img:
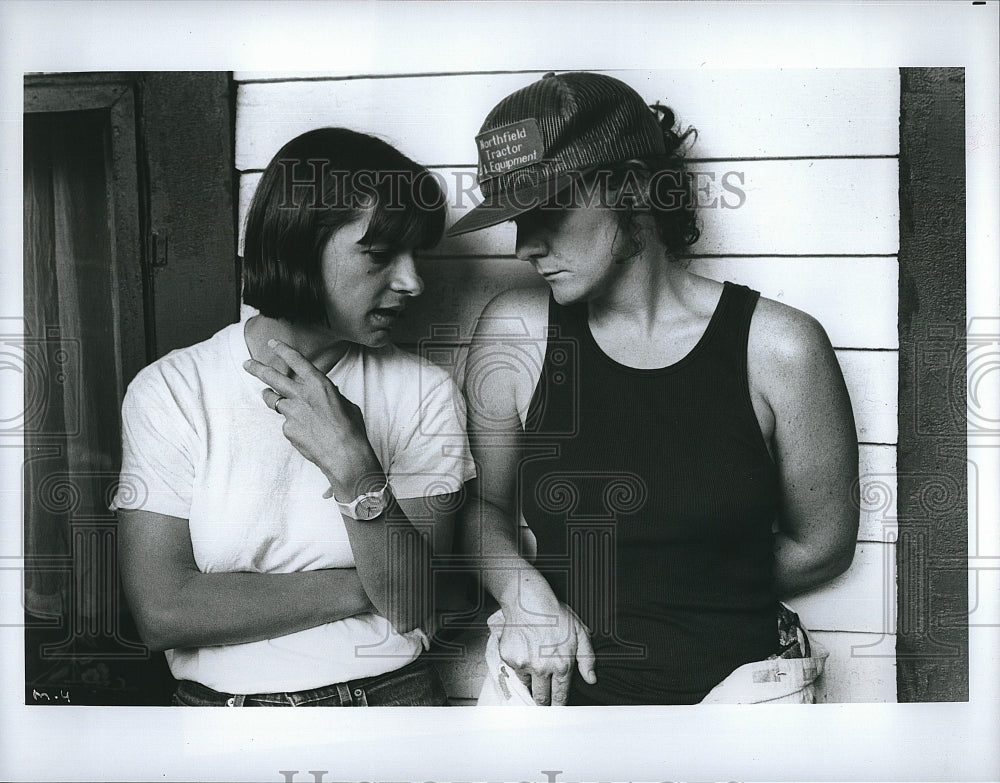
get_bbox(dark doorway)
[21,73,238,705]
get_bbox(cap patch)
[476,119,545,181]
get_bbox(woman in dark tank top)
[450,72,859,705]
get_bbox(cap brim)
[445,199,525,237]
[445,175,574,237]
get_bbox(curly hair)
[603,103,701,261]
[645,103,701,254]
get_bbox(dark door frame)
[20,72,238,705]
[896,67,968,702]
[24,75,148,388]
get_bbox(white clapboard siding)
[234,67,900,703]
[838,350,898,444]
[417,160,900,258]
[791,543,896,634]
[858,445,898,543]
[809,631,897,703]
[238,159,899,258]
[235,68,899,169]
[236,172,260,254]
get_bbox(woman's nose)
[391,252,424,297]
[514,223,548,263]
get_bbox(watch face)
[355,496,384,521]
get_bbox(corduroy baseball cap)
[446,71,666,237]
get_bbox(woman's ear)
[614,166,652,211]
[610,201,654,264]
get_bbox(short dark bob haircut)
[243,127,447,325]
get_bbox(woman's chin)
[360,328,394,349]
[549,284,586,306]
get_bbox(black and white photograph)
[2,2,998,782]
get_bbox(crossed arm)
[120,491,459,652]
[119,340,464,652]
[118,509,373,652]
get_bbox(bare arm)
[750,302,860,597]
[342,491,463,637]
[396,490,474,639]
[118,508,374,652]
[459,290,596,705]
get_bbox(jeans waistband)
[174,656,444,707]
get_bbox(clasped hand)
[500,600,597,706]
[243,339,382,497]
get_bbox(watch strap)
[329,477,391,521]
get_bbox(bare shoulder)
[474,286,549,339]
[746,294,851,426]
[467,287,549,424]
[748,294,836,370]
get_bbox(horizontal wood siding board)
[233,69,551,84]
[837,350,898,444]
[432,160,899,257]
[236,173,259,256]
[235,69,899,168]
[237,158,898,258]
[435,158,899,257]
[858,445,898,543]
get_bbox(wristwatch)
[333,478,392,521]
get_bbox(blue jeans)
[172,657,448,707]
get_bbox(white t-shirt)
[112,319,475,693]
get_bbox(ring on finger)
[273,394,287,412]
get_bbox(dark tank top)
[519,282,781,704]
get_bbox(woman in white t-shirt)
[113,128,475,706]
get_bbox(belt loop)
[335,682,352,706]
[231,693,246,707]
